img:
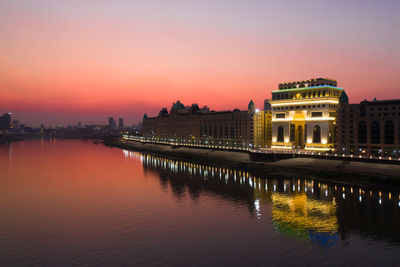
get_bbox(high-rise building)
[0,113,11,131]
[253,109,272,148]
[118,118,124,128]
[108,117,116,128]
[268,78,348,151]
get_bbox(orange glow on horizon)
[1,1,399,126]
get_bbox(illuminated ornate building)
[337,99,400,156]
[269,78,348,151]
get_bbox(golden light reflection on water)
[271,193,338,242]
[272,193,338,233]
[125,149,400,245]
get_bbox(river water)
[0,139,399,266]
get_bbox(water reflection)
[123,149,400,246]
[272,193,338,246]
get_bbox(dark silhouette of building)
[0,113,11,131]
[264,99,272,111]
[108,117,116,128]
[118,118,124,128]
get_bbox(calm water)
[1,139,400,266]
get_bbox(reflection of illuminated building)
[271,193,338,244]
[122,150,400,245]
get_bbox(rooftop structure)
[278,78,337,90]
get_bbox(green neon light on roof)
[272,85,343,93]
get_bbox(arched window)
[277,126,284,142]
[358,121,367,143]
[385,121,394,144]
[371,121,380,144]
[313,125,321,143]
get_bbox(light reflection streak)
[121,150,400,245]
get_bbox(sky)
[1,0,400,127]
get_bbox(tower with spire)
[248,100,255,114]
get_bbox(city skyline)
[1,0,400,126]
[2,2,400,265]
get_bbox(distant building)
[264,99,271,111]
[11,119,19,130]
[0,113,11,131]
[108,117,116,128]
[118,118,124,128]
[268,78,348,151]
[337,99,400,156]
[200,105,210,113]
[143,100,254,149]
[86,124,105,131]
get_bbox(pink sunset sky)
[1,0,399,127]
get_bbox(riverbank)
[105,138,400,186]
